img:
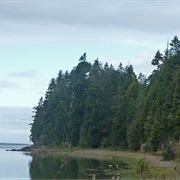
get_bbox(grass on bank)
[106,155,180,179]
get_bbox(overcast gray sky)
[0,0,180,143]
[0,106,32,143]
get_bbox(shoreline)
[70,149,178,168]
[20,145,179,168]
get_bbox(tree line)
[30,36,180,151]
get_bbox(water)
[29,155,117,179]
[0,144,32,179]
[0,144,128,179]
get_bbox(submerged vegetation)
[30,36,180,155]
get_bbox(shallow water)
[0,144,127,179]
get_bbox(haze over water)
[0,106,32,144]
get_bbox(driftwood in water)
[79,168,113,180]
[79,168,104,176]
[83,168,105,174]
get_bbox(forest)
[30,36,180,152]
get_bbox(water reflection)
[1,144,129,179]
[29,154,123,179]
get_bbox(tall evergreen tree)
[68,54,91,146]
[30,97,44,145]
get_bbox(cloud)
[0,1,179,45]
[0,106,32,129]
[0,69,49,106]
[1,1,179,33]
[0,106,32,144]
[0,70,48,94]
[0,106,32,119]
[129,53,155,76]
[8,70,38,78]
[0,79,17,89]
[98,53,155,77]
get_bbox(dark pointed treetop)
[104,62,109,69]
[79,53,87,62]
[151,50,163,67]
[170,36,180,56]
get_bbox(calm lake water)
[0,144,32,179]
[0,144,128,179]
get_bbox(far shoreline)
[0,142,31,146]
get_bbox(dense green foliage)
[30,38,180,151]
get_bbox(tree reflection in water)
[29,154,124,179]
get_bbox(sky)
[0,0,180,143]
[0,106,32,143]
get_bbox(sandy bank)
[69,149,178,168]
